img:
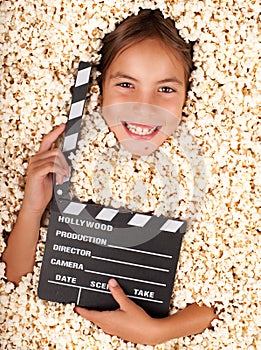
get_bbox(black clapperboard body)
[38,62,187,318]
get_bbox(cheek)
[102,113,121,129]
[171,96,186,113]
[102,90,122,107]
[109,124,127,141]
[101,81,113,106]
[157,93,186,118]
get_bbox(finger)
[29,161,69,184]
[58,149,70,178]
[29,149,70,177]
[29,153,68,175]
[56,173,64,185]
[108,279,131,311]
[74,307,105,325]
[39,124,66,154]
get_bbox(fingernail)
[63,176,69,183]
[109,278,118,287]
[63,167,70,182]
[56,176,63,185]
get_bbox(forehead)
[105,38,185,82]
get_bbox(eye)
[158,86,176,93]
[117,82,134,89]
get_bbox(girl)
[2,9,216,345]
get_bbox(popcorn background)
[0,0,260,349]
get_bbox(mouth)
[122,121,161,139]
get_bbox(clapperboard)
[38,62,187,318]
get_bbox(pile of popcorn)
[0,0,260,349]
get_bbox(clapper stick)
[38,61,187,318]
[55,61,91,201]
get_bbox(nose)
[134,90,154,106]
[131,101,161,125]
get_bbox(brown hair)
[98,9,193,91]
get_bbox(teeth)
[125,122,157,135]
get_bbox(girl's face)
[102,38,186,156]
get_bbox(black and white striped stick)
[54,61,92,201]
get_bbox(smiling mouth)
[122,121,161,137]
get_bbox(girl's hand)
[21,124,69,216]
[75,279,160,345]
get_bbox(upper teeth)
[125,122,157,135]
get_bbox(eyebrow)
[109,73,138,82]
[157,77,184,86]
[110,72,183,86]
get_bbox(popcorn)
[0,0,260,348]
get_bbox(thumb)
[39,124,66,153]
[108,279,131,311]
